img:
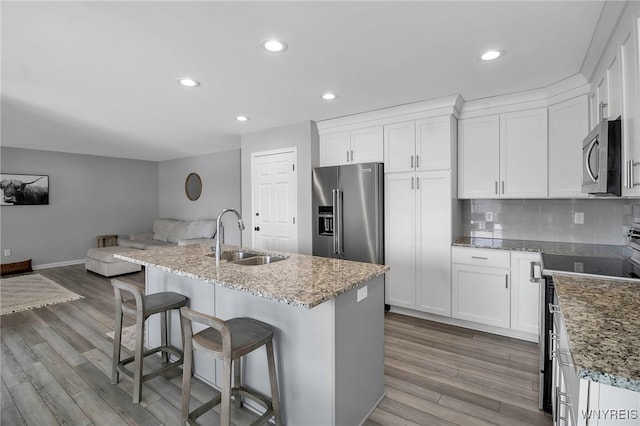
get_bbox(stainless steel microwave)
[582,117,622,196]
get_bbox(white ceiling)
[2,1,607,162]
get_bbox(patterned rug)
[0,273,84,315]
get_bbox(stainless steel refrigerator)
[312,162,384,264]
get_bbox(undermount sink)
[232,255,288,266]
[206,251,288,265]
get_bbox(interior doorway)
[250,148,298,252]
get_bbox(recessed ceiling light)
[481,50,502,61]
[236,115,249,122]
[178,78,200,87]
[262,39,288,53]
[322,93,337,100]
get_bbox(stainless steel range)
[538,226,640,412]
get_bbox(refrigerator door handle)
[332,189,339,254]
[336,189,343,255]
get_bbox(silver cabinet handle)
[505,274,509,289]
[549,303,561,314]
[529,261,540,283]
[416,177,420,190]
[411,177,414,189]
[599,102,608,121]
[627,160,632,189]
[471,256,488,260]
[346,151,350,162]
[501,181,505,194]
[495,181,498,195]
[410,155,414,169]
[416,155,420,168]
[350,150,354,162]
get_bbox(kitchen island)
[115,244,388,426]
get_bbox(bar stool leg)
[132,312,145,404]
[221,357,232,426]
[160,310,168,363]
[233,358,242,409]
[180,317,194,426]
[111,309,123,385]
[266,340,281,426]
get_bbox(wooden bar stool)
[180,306,281,426]
[111,277,188,403]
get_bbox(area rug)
[106,325,144,352]
[0,273,84,315]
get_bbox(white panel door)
[415,171,451,316]
[548,96,589,198]
[384,173,416,308]
[351,126,383,164]
[416,116,453,171]
[452,264,510,328]
[319,131,350,166]
[251,149,298,253]
[621,28,640,196]
[499,108,548,198]
[510,252,540,337]
[458,115,500,198]
[384,121,415,173]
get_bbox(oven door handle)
[585,139,599,183]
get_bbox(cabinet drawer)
[452,247,510,268]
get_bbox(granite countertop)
[553,272,640,392]
[453,237,625,258]
[115,244,389,309]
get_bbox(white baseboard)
[32,259,85,270]
[389,306,538,343]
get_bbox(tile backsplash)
[461,198,640,245]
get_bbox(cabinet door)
[607,55,622,120]
[548,96,589,198]
[500,108,548,198]
[510,252,540,337]
[319,132,350,166]
[621,28,640,196]
[415,171,451,316]
[458,116,500,198]
[351,126,383,164]
[590,381,640,426]
[597,74,609,122]
[384,121,416,173]
[384,173,416,308]
[452,264,510,328]
[416,116,455,171]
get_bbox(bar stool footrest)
[117,345,184,381]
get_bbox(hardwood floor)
[1,265,552,425]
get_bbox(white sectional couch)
[85,218,216,277]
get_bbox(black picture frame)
[0,173,49,206]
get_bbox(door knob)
[254,226,260,231]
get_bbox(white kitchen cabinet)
[385,171,453,316]
[458,108,547,198]
[451,247,510,328]
[384,116,454,173]
[548,96,590,198]
[500,108,548,198]
[319,126,383,166]
[458,115,500,198]
[510,252,541,338]
[621,24,640,196]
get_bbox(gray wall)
[158,149,242,245]
[461,198,629,245]
[240,121,318,254]
[1,147,158,266]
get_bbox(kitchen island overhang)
[115,244,389,426]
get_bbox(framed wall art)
[0,173,49,206]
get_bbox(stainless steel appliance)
[312,163,384,264]
[582,117,622,196]
[538,227,640,412]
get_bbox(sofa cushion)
[153,219,178,242]
[185,220,216,240]
[167,221,189,244]
[119,239,149,250]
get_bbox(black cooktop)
[542,253,640,280]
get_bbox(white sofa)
[85,218,216,277]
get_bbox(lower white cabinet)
[451,248,510,328]
[385,171,453,316]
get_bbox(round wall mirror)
[185,173,202,201]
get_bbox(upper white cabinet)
[319,126,383,166]
[548,96,590,198]
[458,108,548,198]
[621,21,640,196]
[384,116,455,173]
